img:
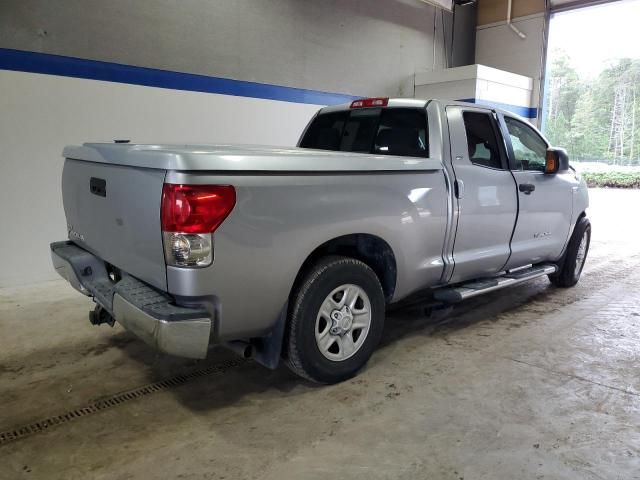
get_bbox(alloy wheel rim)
[315,284,372,361]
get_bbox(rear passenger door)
[446,107,518,283]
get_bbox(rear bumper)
[50,241,212,359]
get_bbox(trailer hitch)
[89,304,115,327]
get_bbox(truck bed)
[63,143,443,172]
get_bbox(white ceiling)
[418,0,453,12]
[549,0,622,13]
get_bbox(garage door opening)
[542,0,640,184]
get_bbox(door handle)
[519,183,535,195]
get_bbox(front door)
[446,106,518,284]
[499,115,573,268]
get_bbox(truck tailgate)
[62,158,167,291]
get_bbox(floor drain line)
[0,358,242,447]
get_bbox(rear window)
[300,107,429,157]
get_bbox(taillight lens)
[161,184,236,268]
[350,97,389,109]
[161,184,236,234]
[162,232,213,267]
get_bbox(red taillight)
[350,97,389,109]
[161,184,236,234]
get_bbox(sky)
[548,0,640,78]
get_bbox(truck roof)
[319,98,528,122]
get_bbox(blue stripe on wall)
[0,49,538,117]
[457,98,538,119]
[0,48,359,106]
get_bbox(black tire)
[549,216,591,288]
[284,256,385,384]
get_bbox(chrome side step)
[433,263,557,303]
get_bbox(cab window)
[462,112,503,169]
[504,117,548,172]
[300,107,428,157]
[373,108,428,157]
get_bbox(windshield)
[300,107,429,158]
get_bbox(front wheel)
[549,216,591,288]
[284,256,385,384]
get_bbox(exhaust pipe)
[224,340,253,359]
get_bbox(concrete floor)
[1,188,640,480]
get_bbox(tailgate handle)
[90,177,107,197]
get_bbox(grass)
[581,171,640,188]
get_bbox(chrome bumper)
[112,294,211,358]
[51,242,92,296]
[50,241,212,359]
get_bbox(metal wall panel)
[0,0,451,97]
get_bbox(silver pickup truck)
[51,98,590,383]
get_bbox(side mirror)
[545,147,569,174]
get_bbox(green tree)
[543,51,640,165]
[545,50,582,123]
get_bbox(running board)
[433,264,557,303]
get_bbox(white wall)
[475,14,546,122]
[0,0,450,98]
[0,70,321,286]
[0,0,457,287]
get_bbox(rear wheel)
[284,256,385,384]
[549,216,591,288]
